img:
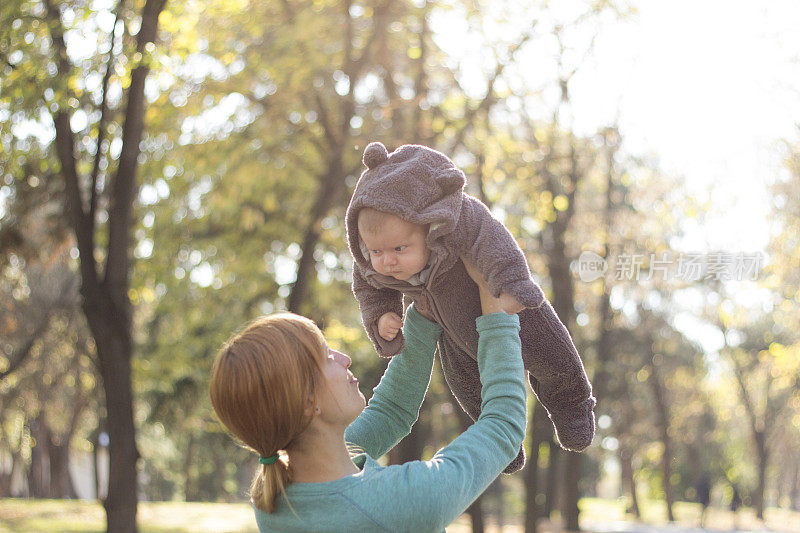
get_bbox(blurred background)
[1,0,799,531]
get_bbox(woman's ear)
[304,396,319,418]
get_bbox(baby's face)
[360,215,431,281]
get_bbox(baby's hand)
[499,292,524,314]
[378,312,403,341]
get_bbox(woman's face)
[315,346,366,426]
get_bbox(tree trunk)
[620,447,640,518]
[28,414,49,498]
[6,451,25,497]
[546,219,580,529]
[791,458,800,511]
[466,498,485,533]
[544,441,560,519]
[412,3,431,143]
[754,432,767,519]
[184,432,196,501]
[91,425,105,500]
[84,292,139,533]
[0,458,10,497]
[394,403,429,464]
[287,166,342,315]
[288,1,380,315]
[659,420,674,521]
[492,477,505,529]
[47,433,78,498]
[593,129,619,411]
[94,327,137,530]
[593,289,612,407]
[211,444,227,501]
[563,453,582,531]
[48,0,168,528]
[0,423,17,497]
[394,426,426,464]
[48,379,86,499]
[525,402,549,532]
[648,361,674,521]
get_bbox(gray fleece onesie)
[345,141,596,473]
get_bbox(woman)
[209,261,526,532]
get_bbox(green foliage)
[2,0,798,521]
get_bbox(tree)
[717,311,799,519]
[125,0,463,503]
[2,0,169,528]
[0,249,98,500]
[702,137,800,518]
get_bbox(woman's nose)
[332,349,351,368]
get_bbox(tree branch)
[412,2,431,142]
[90,0,127,224]
[314,91,338,151]
[105,0,167,292]
[350,0,391,82]
[338,0,356,144]
[448,24,537,153]
[730,351,762,439]
[44,0,98,286]
[0,316,52,380]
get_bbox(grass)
[578,497,800,532]
[0,499,259,533]
[1,497,798,532]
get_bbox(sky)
[433,0,800,254]
[562,1,799,365]
[431,0,800,353]
[570,0,800,253]
[5,0,796,253]
[552,0,800,351]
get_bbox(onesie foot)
[552,402,596,452]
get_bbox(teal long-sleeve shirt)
[254,306,526,532]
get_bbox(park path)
[449,518,794,533]
[586,521,791,533]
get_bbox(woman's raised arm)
[345,305,442,459]
[348,259,527,531]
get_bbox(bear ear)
[363,142,389,169]
[439,169,466,194]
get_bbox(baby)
[346,142,596,473]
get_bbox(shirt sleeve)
[345,304,442,459]
[364,312,527,532]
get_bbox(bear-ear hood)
[345,142,466,271]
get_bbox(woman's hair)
[209,313,327,513]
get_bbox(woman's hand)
[462,258,521,315]
[499,293,524,315]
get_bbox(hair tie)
[259,453,279,465]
